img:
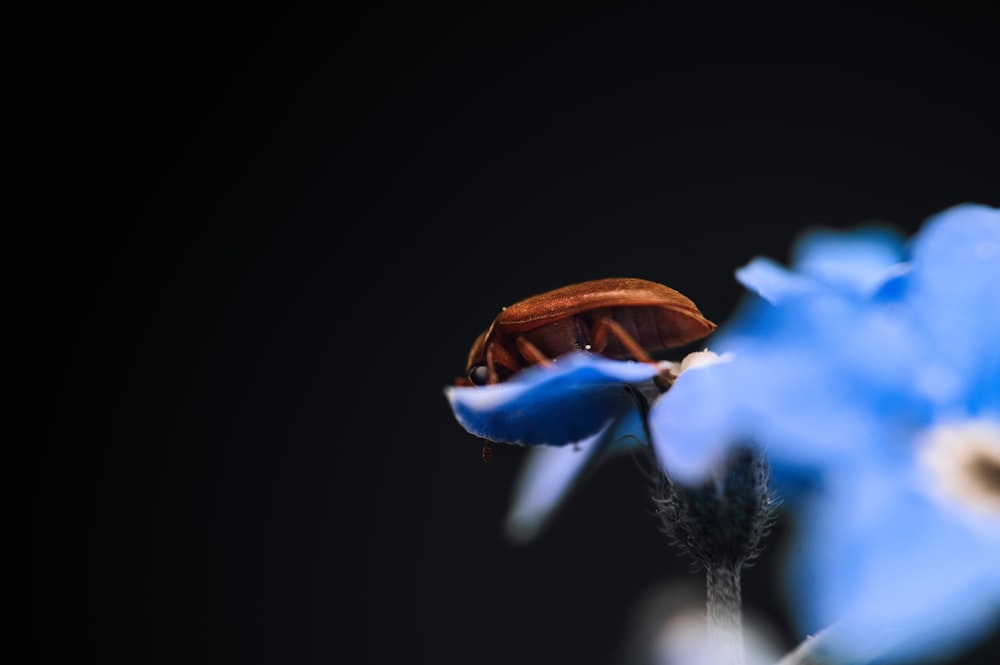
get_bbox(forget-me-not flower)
[446,350,668,541]
[650,203,1000,663]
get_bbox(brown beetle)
[457,277,716,387]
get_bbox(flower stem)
[651,445,776,665]
[706,562,744,665]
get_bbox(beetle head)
[452,328,490,386]
[459,321,520,386]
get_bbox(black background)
[25,3,1000,664]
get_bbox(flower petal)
[444,352,659,445]
[504,402,649,544]
[648,346,887,485]
[734,257,823,304]
[792,225,906,297]
[907,203,1000,406]
[647,358,744,482]
[786,477,1000,663]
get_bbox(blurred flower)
[649,203,1000,663]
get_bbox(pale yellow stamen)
[680,349,730,374]
[918,419,1000,518]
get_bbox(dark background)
[25,3,999,664]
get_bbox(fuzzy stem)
[650,444,776,665]
[706,562,744,665]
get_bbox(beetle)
[456,277,716,388]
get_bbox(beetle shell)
[461,277,716,384]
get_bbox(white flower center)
[658,349,732,392]
[917,419,1000,519]
[679,349,732,374]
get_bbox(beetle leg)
[515,336,552,366]
[590,317,656,363]
[592,317,674,392]
[488,342,524,384]
[486,346,499,384]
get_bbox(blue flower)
[649,203,1000,663]
[445,352,662,542]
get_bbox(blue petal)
[648,346,898,485]
[792,224,906,297]
[504,403,649,544]
[647,359,746,482]
[736,226,906,305]
[907,203,1000,406]
[735,257,824,304]
[444,352,659,445]
[869,262,912,303]
[786,477,1000,663]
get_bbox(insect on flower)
[456,277,717,388]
